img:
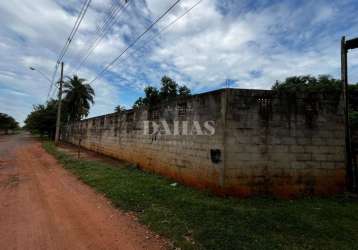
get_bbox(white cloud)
[142,0,358,90]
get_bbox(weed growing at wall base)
[43,141,358,250]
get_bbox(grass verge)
[43,141,358,250]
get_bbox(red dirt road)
[0,134,168,250]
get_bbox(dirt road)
[0,134,167,250]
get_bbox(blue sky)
[1,0,358,125]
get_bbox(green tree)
[160,76,178,100]
[114,105,126,113]
[178,85,191,97]
[272,74,358,130]
[132,86,160,108]
[272,75,341,93]
[0,113,19,134]
[143,86,160,106]
[133,97,145,109]
[24,100,59,138]
[63,75,95,122]
[133,76,191,108]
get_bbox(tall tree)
[272,75,341,93]
[133,97,145,109]
[63,75,95,122]
[0,113,19,134]
[133,76,191,108]
[143,86,161,106]
[114,105,125,113]
[160,76,178,100]
[272,74,358,129]
[178,85,191,97]
[24,100,59,138]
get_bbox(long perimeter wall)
[63,89,346,197]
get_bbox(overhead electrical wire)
[56,0,92,64]
[53,0,90,81]
[105,0,204,74]
[103,0,203,93]
[72,0,131,74]
[89,0,182,84]
[96,0,126,37]
[47,0,92,101]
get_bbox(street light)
[28,63,64,145]
[29,66,52,84]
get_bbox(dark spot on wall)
[210,149,221,164]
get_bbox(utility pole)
[341,36,352,190]
[341,36,358,192]
[55,62,64,145]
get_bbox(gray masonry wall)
[63,89,346,197]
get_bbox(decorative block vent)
[257,97,273,122]
[177,102,187,119]
[149,109,160,121]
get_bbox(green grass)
[43,141,358,250]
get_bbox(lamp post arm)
[29,67,52,84]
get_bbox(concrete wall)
[63,89,346,197]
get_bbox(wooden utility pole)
[55,62,64,145]
[341,36,358,191]
[341,36,351,190]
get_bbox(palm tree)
[63,75,95,122]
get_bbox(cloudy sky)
[1,0,358,124]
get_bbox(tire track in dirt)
[0,134,168,250]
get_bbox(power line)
[48,64,60,101]
[89,0,182,84]
[47,0,92,101]
[96,0,203,95]
[49,79,60,100]
[107,0,203,72]
[97,0,125,36]
[55,2,87,65]
[56,0,92,64]
[72,0,131,75]
[72,0,127,73]
[49,0,90,99]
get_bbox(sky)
[0,0,358,125]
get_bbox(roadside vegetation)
[24,74,190,138]
[24,75,95,139]
[44,141,358,250]
[273,75,358,130]
[132,76,191,109]
[116,76,192,113]
[0,113,19,134]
